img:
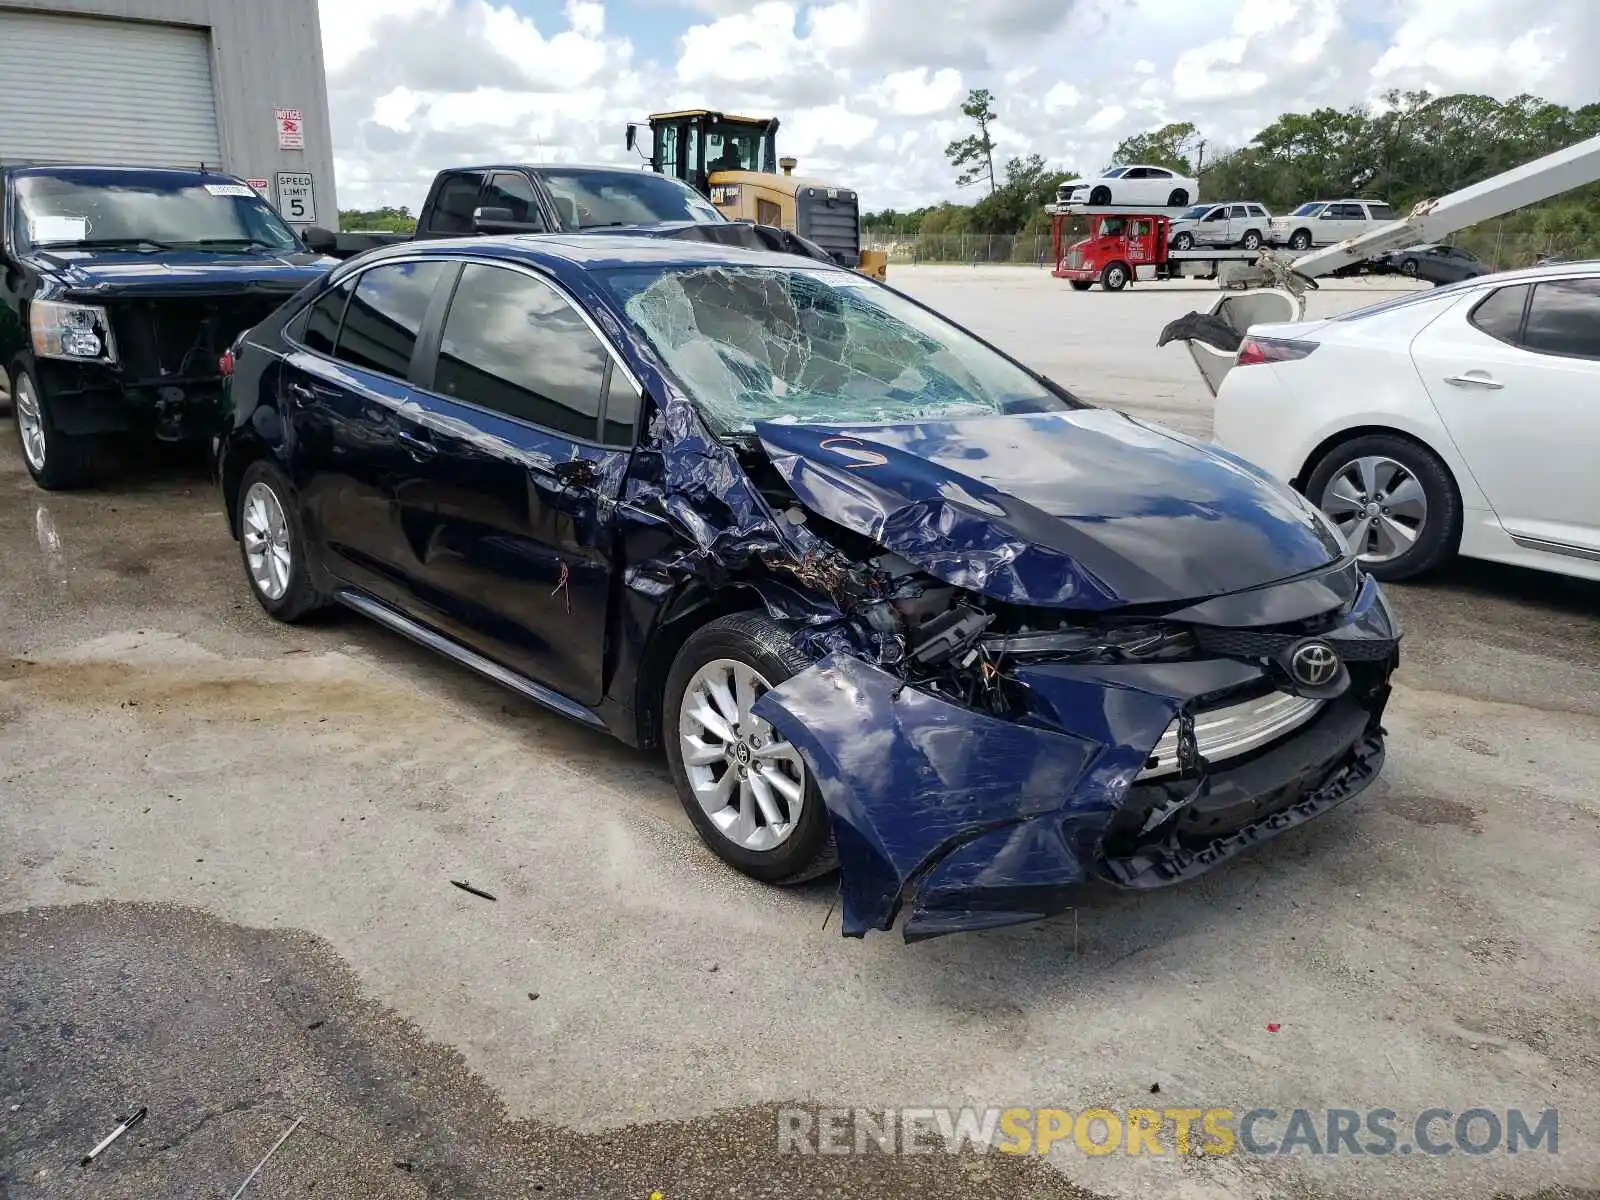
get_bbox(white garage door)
[0,10,222,167]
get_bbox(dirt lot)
[2,268,1598,1199]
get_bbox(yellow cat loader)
[628,109,887,281]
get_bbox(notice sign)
[275,107,305,150]
[275,171,316,223]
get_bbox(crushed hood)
[30,247,334,299]
[755,409,1346,609]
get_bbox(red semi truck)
[1050,208,1272,291]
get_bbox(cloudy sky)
[322,0,1597,213]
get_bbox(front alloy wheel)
[663,611,836,884]
[13,372,46,474]
[679,658,806,853]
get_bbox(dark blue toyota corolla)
[218,235,1399,941]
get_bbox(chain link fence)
[867,219,1590,272]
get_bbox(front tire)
[1401,258,1419,277]
[1100,262,1130,291]
[9,361,104,490]
[663,612,836,885]
[1089,186,1112,206]
[1305,434,1461,580]
[236,459,329,622]
[1289,229,1313,251]
[1171,232,1194,251]
[1069,281,1094,291]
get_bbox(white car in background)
[1056,165,1198,209]
[1169,202,1273,250]
[1213,262,1600,582]
[1268,199,1398,250]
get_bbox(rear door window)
[425,171,487,234]
[1366,203,1396,220]
[433,263,613,441]
[1522,278,1600,359]
[333,261,450,379]
[1229,205,1248,218]
[300,278,354,354]
[1468,284,1530,345]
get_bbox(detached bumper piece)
[753,575,1398,941]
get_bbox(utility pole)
[1196,138,1207,177]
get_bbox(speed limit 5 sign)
[275,172,317,224]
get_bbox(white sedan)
[1212,262,1600,582]
[1056,165,1198,209]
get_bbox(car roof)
[1332,259,1600,321]
[4,163,241,185]
[358,232,840,274]
[445,162,656,175]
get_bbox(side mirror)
[472,206,538,234]
[303,226,337,253]
[626,124,638,152]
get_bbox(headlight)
[30,300,117,365]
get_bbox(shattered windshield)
[1179,205,1209,220]
[602,264,1072,433]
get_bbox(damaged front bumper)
[752,574,1398,941]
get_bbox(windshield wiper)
[35,237,175,251]
[184,237,285,251]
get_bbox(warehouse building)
[0,0,338,227]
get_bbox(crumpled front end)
[753,573,1397,941]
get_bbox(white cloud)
[321,0,1600,214]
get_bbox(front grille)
[1137,690,1324,780]
[1195,625,1395,663]
[795,189,860,265]
[108,294,293,382]
[1065,248,1083,269]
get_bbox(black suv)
[2,164,333,488]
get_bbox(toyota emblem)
[1289,641,1340,687]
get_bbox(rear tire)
[235,459,330,622]
[1089,186,1112,206]
[663,612,836,885]
[1241,230,1263,250]
[1167,189,1189,207]
[1100,262,1130,291]
[9,361,105,490]
[1289,229,1313,251]
[1304,434,1461,581]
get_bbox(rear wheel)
[1289,229,1313,251]
[236,459,330,622]
[9,361,104,490]
[1240,229,1263,250]
[1167,188,1189,207]
[1089,185,1112,206]
[1100,262,1130,291]
[1171,232,1194,251]
[663,612,836,885]
[1305,434,1461,580]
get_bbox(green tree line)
[866,89,1600,265]
[338,206,418,232]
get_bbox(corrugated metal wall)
[0,10,222,166]
[0,0,339,223]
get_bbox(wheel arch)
[628,580,778,750]
[1293,423,1461,504]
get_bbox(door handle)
[1443,373,1504,389]
[397,428,437,458]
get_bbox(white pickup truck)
[1268,199,1398,250]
